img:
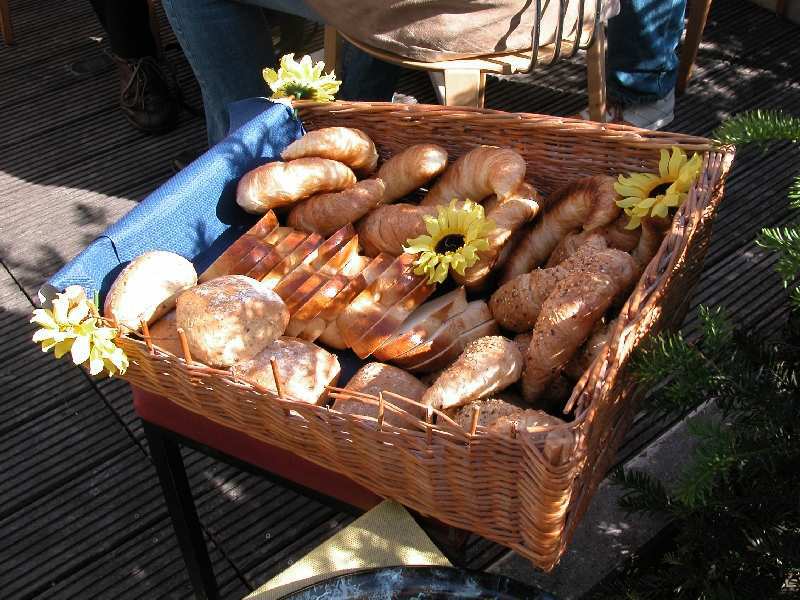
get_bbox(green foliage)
[595,111,800,598]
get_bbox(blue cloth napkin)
[44,98,304,304]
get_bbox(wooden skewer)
[177,328,193,363]
[270,358,285,399]
[469,405,481,436]
[140,319,154,354]
[376,392,385,431]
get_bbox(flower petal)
[71,334,90,365]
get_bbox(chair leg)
[443,68,486,108]
[676,0,712,96]
[586,23,607,122]
[0,0,15,46]
[143,421,219,600]
[323,25,343,76]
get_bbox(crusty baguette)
[236,157,356,214]
[281,127,378,174]
[373,288,468,361]
[521,271,617,403]
[104,250,197,332]
[377,144,448,203]
[421,336,524,411]
[421,146,526,206]
[390,300,493,369]
[287,179,386,236]
[453,182,541,291]
[261,233,324,288]
[176,275,289,368]
[231,337,340,404]
[349,274,435,359]
[317,320,347,349]
[245,229,301,280]
[337,254,432,356]
[148,309,181,356]
[502,175,621,282]
[356,203,436,256]
[200,211,279,282]
[333,362,427,425]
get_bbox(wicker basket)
[118,101,734,570]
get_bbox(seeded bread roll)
[176,275,289,367]
[333,362,427,425]
[232,337,340,404]
[450,394,527,430]
[104,250,197,332]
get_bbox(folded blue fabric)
[45,98,304,303]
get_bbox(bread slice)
[247,228,303,280]
[199,211,279,282]
[349,275,435,358]
[405,318,499,374]
[373,288,468,361]
[337,253,431,355]
[390,300,492,368]
[262,232,324,288]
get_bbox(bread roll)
[176,275,289,367]
[104,250,197,332]
[333,362,427,425]
[487,410,565,435]
[232,337,340,404]
[282,127,378,174]
[148,310,181,356]
[236,157,356,214]
[449,394,527,430]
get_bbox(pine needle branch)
[713,110,800,147]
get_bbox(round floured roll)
[176,275,289,367]
[104,250,197,332]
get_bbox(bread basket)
[116,101,734,570]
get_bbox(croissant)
[281,127,378,174]
[521,271,618,403]
[453,182,541,290]
[377,144,449,203]
[357,203,437,256]
[420,335,524,411]
[421,146,526,206]
[501,175,621,282]
[287,178,386,236]
[632,216,671,267]
[237,157,356,214]
[546,214,640,268]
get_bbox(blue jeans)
[162,0,402,145]
[607,0,687,106]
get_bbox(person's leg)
[606,0,686,106]
[89,0,179,133]
[162,0,276,145]
[338,42,403,102]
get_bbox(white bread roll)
[333,362,427,425]
[231,337,340,404]
[176,275,289,367]
[104,250,197,332]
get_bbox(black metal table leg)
[143,420,219,600]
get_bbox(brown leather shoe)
[113,55,179,134]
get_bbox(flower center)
[649,181,672,197]
[435,234,466,254]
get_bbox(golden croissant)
[237,157,356,214]
[356,203,437,256]
[288,178,386,236]
[546,213,641,268]
[281,127,378,174]
[501,175,621,282]
[453,182,541,290]
[377,144,449,203]
[421,146,526,206]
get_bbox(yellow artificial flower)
[403,199,495,284]
[614,146,703,229]
[262,53,341,102]
[31,285,128,376]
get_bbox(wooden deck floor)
[1,0,799,598]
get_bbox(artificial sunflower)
[31,285,128,376]
[403,199,495,284]
[614,146,703,229]
[262,53,341,102]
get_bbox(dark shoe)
[113,55,179,134]
[171,147,205,173]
